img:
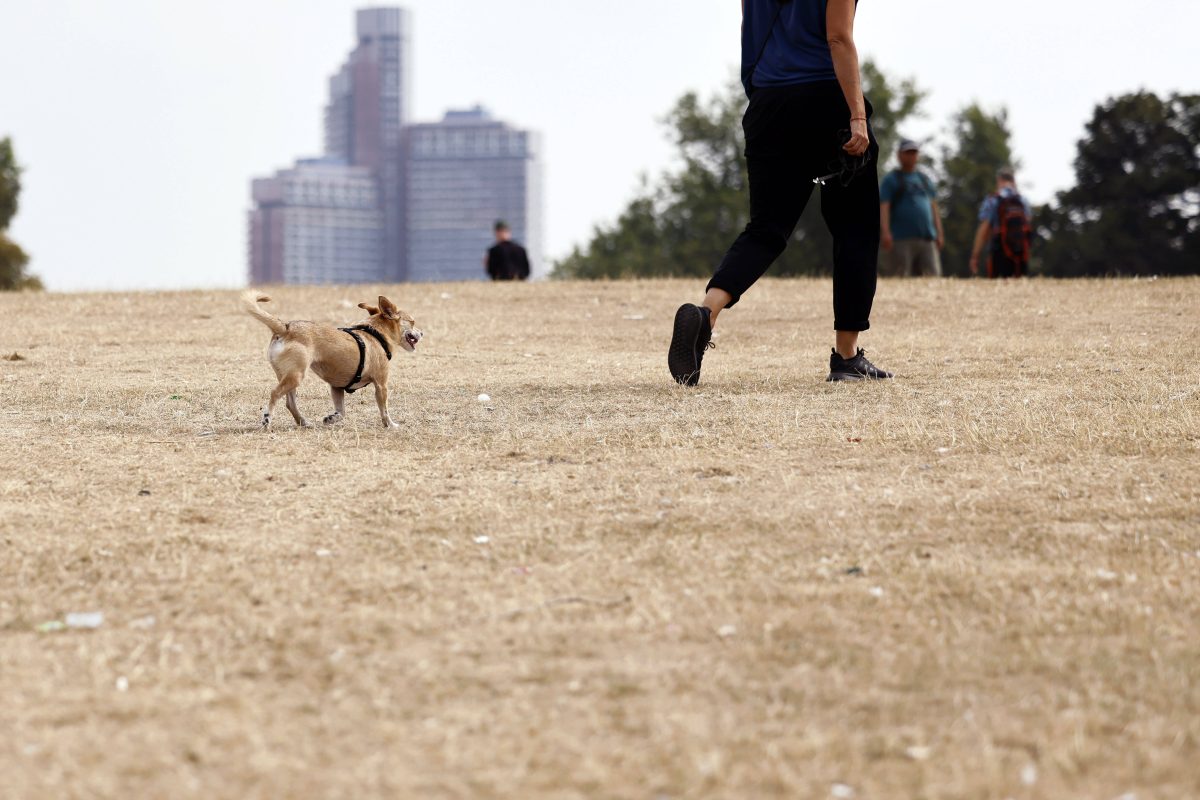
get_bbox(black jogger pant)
[707,81,881,331]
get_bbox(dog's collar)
[338,325,393,394]
[341,324,393,361]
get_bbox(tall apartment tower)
[403,107,544,282]
[249,8,411,285]
[325,8,412,280]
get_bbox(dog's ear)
[358,302,380,316]
[378,295,400,321]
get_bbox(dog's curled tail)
[242,289,287,336]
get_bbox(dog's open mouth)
[404,331,420,349]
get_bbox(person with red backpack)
[970,167,1032,278]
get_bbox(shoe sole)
[826,371,893,382]
[668,304,704,386]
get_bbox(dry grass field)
[1,277,1198,799]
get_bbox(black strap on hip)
[337,325,392,394]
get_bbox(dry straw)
[1,277,1197,797]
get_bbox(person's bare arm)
[931,200,945,249]
[880,202,893,250]
[969,220,990,275]
[826,0,868,156]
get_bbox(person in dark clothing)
[668,0,892,386]
[485,221,531,281]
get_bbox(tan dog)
[242,291,422,429]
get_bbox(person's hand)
[936,233,945,250]
[844,117,869,156]
[969,256,979,276]
[881,231,894,252]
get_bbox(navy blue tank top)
[742,0,852,96]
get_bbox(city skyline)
[249,7,542,285]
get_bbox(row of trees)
[1,137,40,291]
[554,65,1199,279]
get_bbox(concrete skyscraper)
[403,107,544,282]
[250,8,409,285]
[323,8,411,280]
[248,7,542,286]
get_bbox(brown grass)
[1,277,1198,799]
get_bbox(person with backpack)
[667,0,893,386]
[879,139,944,276]
[970,168,1033,278]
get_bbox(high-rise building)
[323,8,411,280]
[403,107,544,282]
[248,158,383,285]
[249,7,542,286]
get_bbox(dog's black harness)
[338,324,392,394]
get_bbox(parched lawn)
[1,277,1198,798]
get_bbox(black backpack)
[888,170,934,207]
[993,193,1032,264]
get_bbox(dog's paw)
[260,412,271,429]
[323,413,343,426]
[384,420,400,430]
[298,418,313,428]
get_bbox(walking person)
[880,139,944,277]
[970,168,1032,278]
[667,0,892,385]
[484,221,531,281]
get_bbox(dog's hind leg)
[262,372,303,430]
[285,391,311,428]
[324,387,346,425]
[373,381,398,429]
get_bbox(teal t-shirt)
[880,170,938,241]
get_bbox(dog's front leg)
[324,387,346,425]
[373,382,398,429]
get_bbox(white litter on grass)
[129,615,157,629]
[65,612,104,630]
[214,468,233,478]
[474,535,491,545]
[717,624,737,639]
[115,676,129,692]
[315,548,333,558]
[623,314,646,321]
[869,586,885,598]
[440,292,453,300]
[477,394,491,403]
[830,783,856,799]
[1096,568,1119,582]
[905,745,932,761]
[1021,764,1039,786]
[935,447,951,455]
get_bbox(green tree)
[0,137,41,291]
[935,105,1016,277]
[555,63,925,279]
[1037,92,1200,276]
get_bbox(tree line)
[554,65,1200,279]
[1,137,40,291]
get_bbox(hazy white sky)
[2,0,1197,291]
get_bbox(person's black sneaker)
[668,303,714,386]
[826,348,894,382]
